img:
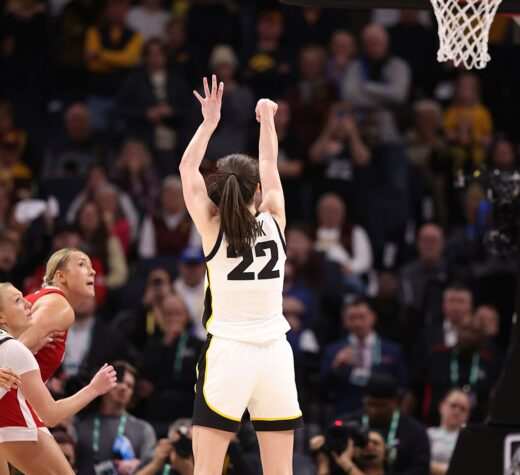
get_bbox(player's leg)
[192,425,234,475]
[0,430,75,475]
[192,336,253,474]
[256,430,295,475]
[249,337,303,475]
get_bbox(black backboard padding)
[279,0,520,14]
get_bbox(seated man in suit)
[321,298,409,416]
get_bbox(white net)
[430,0,503,69]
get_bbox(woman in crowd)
[428,389,471,475]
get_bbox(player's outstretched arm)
[179,75,223,235]
[256,99,286,231]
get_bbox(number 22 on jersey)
[227,240,280,281]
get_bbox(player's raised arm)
[179,75,223,234]
[256,99,286,231]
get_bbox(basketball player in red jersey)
[0,282,116,475]
[19,247,96,382]
[0,248,95,474]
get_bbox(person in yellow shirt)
[84,0,142,131]
[443,72,493,172]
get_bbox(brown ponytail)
[207,154,259,256]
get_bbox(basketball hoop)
[430,0,503,69]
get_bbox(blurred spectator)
[184,0,239,69]
[309,103,371,207]
[0,0,49,117]
[322,300,408,416]
[412,314,501,425]
[75,200,129,289]
[371,271,400,340]
[314,193,373,296]
[285,6,351,48]
[406,283,474,391]
[388,10,438,98]
[340,374,430,475]
[117,38,191,172]
[138,175,201,259]
[129,267,174,350]
[283,295,320,359]
[271,99,306,223]
[94,183,133,254]
[0,233,20,286]
[61,296,132,380]
[135,419,195,475]
[84,0,143,130]
[126,0,170,40]
[23,223,107,306]
[489,136,518,172]
[310,430,386,475]
[204,44,255,161]
[443,72,493,172]
[285,44,338,148]
[283,259,319,332]
[66,164,139,234]
[52,429,78,470]
[287,223,336,296]
[138,294,203,434]
[326,29,357,89]
[475,303,500,340]
[445,184,488,277]
[54,0,104,94]
[243,9,293,99]
[399,223,448,334]
[0,186,13,232]
[428,389,470,475]
[75,361,157,475]
[342,24,411,143]
[173,247,206,340]
[111,139,160,216]
[405,99,448,226]
[164,18,198,86]
[42,102,114,180]
[0,101,33,196]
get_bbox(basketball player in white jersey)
[179,75,302,474]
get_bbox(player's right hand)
[255,98,278,122]
[89,363,117,396]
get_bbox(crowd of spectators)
[1,0,520,474]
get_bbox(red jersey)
[26,287,68,383]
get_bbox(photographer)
[341,374,430,475]
[310,429,386,475]
[135,419,194,475]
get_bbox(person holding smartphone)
[74,361,157,475]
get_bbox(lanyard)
[173,332,188,378]
[92,412,128,462]
[348,335,381,367]
[439,428,458,454]
[362,410,400,447]
[450,349,480,392]
[362,411,400,465]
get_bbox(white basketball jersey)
[203,211,290,343]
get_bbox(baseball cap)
[179,247,205,265]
